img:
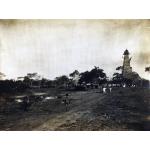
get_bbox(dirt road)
[0,88,150,131]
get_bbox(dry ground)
[0,87,150,131]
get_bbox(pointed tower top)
[123,49,129,55]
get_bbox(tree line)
[0,66,108,93]
[0,65,149,93]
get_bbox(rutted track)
[0,88,150,131]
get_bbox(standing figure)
[22,96,30,111]
[62,93,70,111]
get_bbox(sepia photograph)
[0,19,150,131]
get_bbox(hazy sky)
[0,19,150,80]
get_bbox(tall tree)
[19,73,41,87]
[116,66,123,72]
[69,70,80,86]
[69,70,79,77]
[55,75,70,86]
[79,66,107,84]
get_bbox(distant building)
[122,49,132,78]
[121,49,149,87]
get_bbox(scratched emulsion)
[0,19,150,80]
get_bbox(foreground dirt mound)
[55,88,150,131]
[92,88,150,130]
